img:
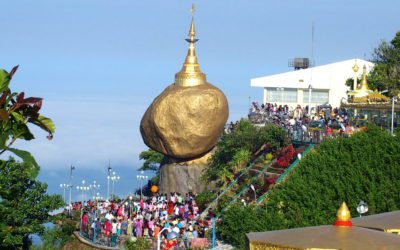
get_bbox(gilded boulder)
[140,83,228,160]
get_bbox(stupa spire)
[359,64,370,91]
[333,202,353,227]
[352,60,359,90]
[175,4,207,87]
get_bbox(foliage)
[0,67,62,249]
[344,32,400,95]
[124,236,151,250]
[138,149,164,171]
[32,223,74,250]
[217,204,285,248]
[195,191,217,211]
[219,125,400,248]
[0,66,55,177]
[0,158,64,249]
[203,119,288,185]
[368,32,400,95]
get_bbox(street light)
[391,97,398,136]
[93,192,102,202]
[76,180,90,233]
[250,184,257,201]
[76,180,90,208]
[157,227,169,250]
[308,84,313,115]
[107,162,112,200]
[68,165,75,205]
[109,171,120,200]
[357,201,369,217]
[60,183,68,203]
[136,170,148,198]
[129,195,133,218]
[89,180,100,198]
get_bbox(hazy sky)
[1,0,399,198]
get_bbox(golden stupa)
[140,6,229,160]
[348,63,389,103]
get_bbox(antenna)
[311,21,315,66]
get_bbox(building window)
[267,88,297,103]
[303,90,329,104]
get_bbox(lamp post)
[250,184,257,201]
[308,84,313,115]
[76,180,90,233]
[357,201,368,217]
[60,183,68,203]
[136,170,148,198]
[391,97,397,135]
[93,192,103,202]
[129,195,133,218]
[89,180,100,198]
[110,171,120,200]
[107,162,112,200]
[68,165,75,205]
[76,180,90,209]
[157,227,169,250]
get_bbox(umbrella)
[167,231,178,240]
[352,210,400,234]
[247,202,400,250]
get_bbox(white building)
[250,59,374,109]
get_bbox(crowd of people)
[248,102,363,142]
[73,192,213,249]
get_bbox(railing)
[200,153,267,218]
[216,160,274,218]
[256,144,314,204]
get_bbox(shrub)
[203,120,288,185]
[124,237,151,250]
[220,125,400,248]
[196,191,217,211]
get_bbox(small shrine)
[341,61,399,128]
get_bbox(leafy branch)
[0,66,55,177]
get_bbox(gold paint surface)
[336,202,351,222]
[140,83,228,160]
[140,13,228,160]
[175,17,206,87]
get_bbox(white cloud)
[12,95,150,170]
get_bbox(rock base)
[159,160,208,195]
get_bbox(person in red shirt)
[105,220,111,237]
[167,201,174,215]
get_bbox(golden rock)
[140,83,228,160]
[140,16,228,160]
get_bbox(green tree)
[369,31,400,95]
[0,158,64,249]
[138,149,164,171]
[219,125,400,248]
[0,66,62,249]
[345,32,400,94]
[203,119,288,186]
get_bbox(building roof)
[251,59,374,90]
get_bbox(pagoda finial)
[359,64,370,91]
[174,4,207,87]
[352,60,359,90]
[333,202,353,227]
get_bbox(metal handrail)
[256,144,314,204]
[217,160,274,217]
[200,153,267,218]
